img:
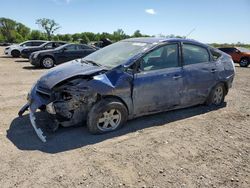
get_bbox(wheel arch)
[99,95,130,114]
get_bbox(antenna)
[185,28,196,39]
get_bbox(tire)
[239,58,249,67]
[11,50,20,57]
[41,56,55,69]
[87,98,128,134]
[206,83,226,106]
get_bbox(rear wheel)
[239,58,249,67]
[206,83,226,106]
[87,99,128,134]
[11,50,20,57]
[41,57,55,69]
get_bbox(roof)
[123,37,208,47]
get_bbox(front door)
[132,43,184,115]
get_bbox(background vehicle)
[4,40,47,57]
[218,47,250,67]
[29,43,97,68]
[19,38,235,142]
[20,41,66,58]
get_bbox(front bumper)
[21,53,30,59]
[4,49,10,55]
[30,56,41,67]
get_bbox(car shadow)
[0,55,15,58]
[22,66,44,70]
[234,64,250,69]
[7,103,226,154]
[15,59,29,63]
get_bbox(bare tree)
[36,18,60,40]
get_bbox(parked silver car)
[4,40,47,57]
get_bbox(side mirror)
[235,50,240,54]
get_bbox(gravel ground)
[0,47,249,188]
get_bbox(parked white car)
[4,40,47,57]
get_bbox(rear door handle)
[211,69,217,73]
[173,75,182,80]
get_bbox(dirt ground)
[0,46,249,188]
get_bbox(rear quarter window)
[210,49,222,61]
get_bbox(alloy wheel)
[213,86,224,105]
[42,57,54,68]
[97,109,122,131]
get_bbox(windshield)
[83,41,153,68]
[237,47,250,53]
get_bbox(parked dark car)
[20,41,67,58]
[19,38,235,142]
[218,47,250,67]
[29,43,98,68]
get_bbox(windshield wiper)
[81,59,102,67]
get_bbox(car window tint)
[141,44,179,71]
[183,44,209,65]
[210,49,222,61]
[64,45,76,51]
[32,42,43,46]
[44,43,53,49]
[21,42,31,47]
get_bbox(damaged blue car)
[19,38,235,142]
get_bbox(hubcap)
[97,109,121,131]
[240,59,248,66]
[43,58,54,68]
[213,86,223,105]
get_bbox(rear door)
[132,43,184,115]
[56,44,78,63]
[181,43,218,106]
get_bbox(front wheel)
[11,50,20,57]
[87,99,128,134]
[206,83,226,106]
[41,57,55,69]
[239,58,249,67]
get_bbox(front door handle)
[173,75,182,80]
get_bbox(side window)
[44,43,53,49]
[141,44,179,71]
[210,49,222,61]
[183,44,209,65]
[64,45,76,51]
[32,42,43,46]
[21,42,31,47]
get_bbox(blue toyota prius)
[19,38,235,142]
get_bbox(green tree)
[0,33,4,42]
[16,23,30,40]
[80,33,90,44]
[133,30,143,38]
[36,18,60,40]
[113,29,126,41]
[72,33,81,42]
[29,30,42,40]
[0,17,17,42]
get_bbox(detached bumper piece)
[29,109,46,143]
[18,103,47,142]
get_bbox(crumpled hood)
[37,59,105,89]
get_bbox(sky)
[1,0,250,43]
